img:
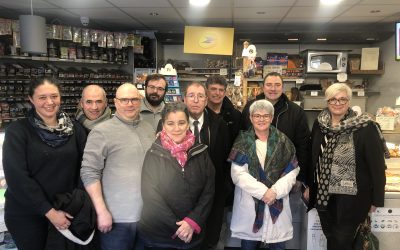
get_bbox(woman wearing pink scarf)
[138,102,215,250]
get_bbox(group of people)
[2,71,386,250]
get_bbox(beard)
[146,92,165,106]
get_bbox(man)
[206,75,241,145]
[140,73,168,131]
[184,82,231,249]
[75,84,112,132]
[240,71,310,189]
[80,83,154,250]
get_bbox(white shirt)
[189,113,204,134]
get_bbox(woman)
[3,78,87,250]
[138,102,215,250]
[228,99,299,250]
[305,83,386,250]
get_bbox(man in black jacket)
[240,72,310,186]
[206,75,241,145]
[184,82,231,249]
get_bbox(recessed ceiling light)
[256,11,266,15]
[288,38,299,41]
[317,38,327,41]
[149,12,159,16]
[320,0,342,6]
[189,0,210,7]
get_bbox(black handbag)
[353,215,379,250]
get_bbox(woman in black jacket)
[138,102,215,250]
[3,78,87,250]
[304,83,386,250]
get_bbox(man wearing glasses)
[184,82,231,249]
[81,83,155,250]
[140,73,168,131]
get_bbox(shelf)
[0,56,128,65]
[349,69,385,75]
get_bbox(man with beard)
[140,73,168,131]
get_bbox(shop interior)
[0,0,400,249]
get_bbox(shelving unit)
[164,75,182,103]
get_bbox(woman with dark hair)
[3,78,87,250]
[305,83,387,250]
[138,102,215,250]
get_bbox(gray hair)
[249,99,274,116]
[161,102,189,123]
[325,83,352,101]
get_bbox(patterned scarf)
[315,108,387,210]
[27,108,74,147]
[160,130,195,167]
[75,106,112,131]
[228,126,298,232]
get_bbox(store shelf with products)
[164,75,182,103]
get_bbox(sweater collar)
[114,112,140,126]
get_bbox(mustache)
[148,93,161,98]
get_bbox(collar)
[114,112,141,126]
[140,98,165,114]
[189,112,204,132]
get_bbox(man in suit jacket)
[184,82,231,249]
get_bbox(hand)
[173,220,194,243]
[303,187,310,202]
[262,188,277,205]
[45,208,73,230]
[370,205,377,213]
[97,209,113,233]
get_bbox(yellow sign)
[184,26,234,55]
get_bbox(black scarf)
[28,108,74,148]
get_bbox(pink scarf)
[160,130,195,167]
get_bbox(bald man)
[81,84,155,250]
[76,85,112,132]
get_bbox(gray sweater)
[80,115,154,223]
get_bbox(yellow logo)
[198,33,217,48]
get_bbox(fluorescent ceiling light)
[317,38,327,41]
[320,0,342,6]
[288,38,299,41]
[189,0,210,7]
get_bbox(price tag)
[220,68,228,76]
[184,67,192,71]
[234,75,241,86]
[311,91,318,96]
[296,78,305,84]
[357,90,365,97]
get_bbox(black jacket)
[240,93,311,182]
[307,120,386,224]
[138,139,215,248]
[3,119,87,216]
[207,96,241,146]
[45,189,98,250]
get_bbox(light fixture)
[288,38,299,41]
[366,38,376,41]
[320,0,342,6]
[19,0,47,55]
[317,38,327,41]
[189,0,210,7]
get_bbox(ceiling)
[0,0,400,44]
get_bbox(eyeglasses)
[115,97,141,105]
[252,114,272,120]
[185,93,207,101]
[147,85,165,92]
[327,98,349,105]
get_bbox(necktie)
[193,120,200,143]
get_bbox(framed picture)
[396,22,400,61]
